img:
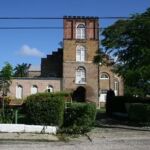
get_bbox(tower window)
[76,67,86,84]
[76,45,85,62]
[76,24,86,39]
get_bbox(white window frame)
[31,85,38,94]
[76,67,86,84]
[16,85,23,99]
[100,73,109,80]
[114,81,119,96]
[76,23,86,39]
[47,85,53,93]
[76,45,85,62]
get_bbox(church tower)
[63,16,99,103]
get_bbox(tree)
[0,62,13,96]
[102,8,150,96]
[14,63,31,77]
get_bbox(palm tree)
[14,63,31,77]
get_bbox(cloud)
[19,44,45,57]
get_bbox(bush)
[63,103,96,134]
[25,93,65,126]
[106,96,150,115]
[0,96,14,123]
[128,103,150,122]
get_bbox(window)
[100,73,109,79]
[47,85,53,93]
[76,67,86,84]
[16,85,23,99]
[76,45,85,62]
[114,81,119,96]
[76,24,86,39]
[31,85,38,94]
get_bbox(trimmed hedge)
[25,93,65,126]
[63,103,96,134]
[106,96,150,115]
[128,103,150,122]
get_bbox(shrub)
[25,93,65,126]
[0,96,14,123]
[128,103,150,122]
[106,96,150,115]
[63,102,96,134]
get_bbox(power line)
[0,26,149,30]
[0,27,63,30]
[0,17,129,20]
[0,16,150,20]
[0,27,108,30]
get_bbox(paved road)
[0,128,150,150]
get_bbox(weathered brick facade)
[63,16,99,103]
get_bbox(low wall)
[0,124,58,134]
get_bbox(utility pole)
[98,62,102,109]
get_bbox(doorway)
[72,86,86,102]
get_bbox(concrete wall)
[0,124,57,134]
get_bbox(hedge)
[63,103,96,134]
[106,96,150,115]
[25,93,65,126]
[128,103,150,122]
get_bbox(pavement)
[0,122,150,142]
[0,133,59,142]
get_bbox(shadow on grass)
[95,109,150,129]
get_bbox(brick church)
[9,16,124,105]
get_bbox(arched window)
[76,67,86,84]
[16,85,23,99]
[100,73,109,80]
[31,85,38,94]
[47,85,53,93]
[76,24,86,39]
[76,45,85,62]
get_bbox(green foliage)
[93,50,108,65]
[0,62,13,79]
[0,97,13,123]
[102,8,150,96]
[14,63,31,77]
[25,93,65,126]
[0,62,13,95]
[63,103,96,134]
[128,103,150,122]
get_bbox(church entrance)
[72,86,86,102]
